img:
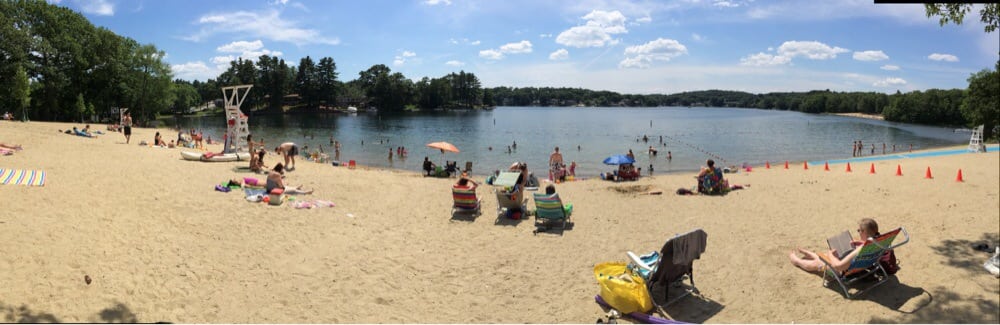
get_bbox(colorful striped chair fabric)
[452,186,481,216]
[532,192,571,233]
[821,227,909,298]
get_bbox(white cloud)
[214,40,283,61]
[499,40,533,54]
[424,0,451,5]
[636,16,652,23]
[172,61,222,81]
[270,0,288,5]
[393,51,417,66]
[470,40,481,45]
[873,77,907,87]
[186,10,339,46]
[539,33,553,38]
[880,64,900,71]
[479,49,504,60]
[691,33,704,42]
[549,49,569,60]
[853,50,889,61]
[619,38,688,69]
[75,0,114,15]
[555,10,628,48]
[217,40,264,53]
[211,56,236,65]
[777,41,848,60]
[927,53,959,62]
[445,60,465,67]
[714,1,738,8]
[739,52,791,66]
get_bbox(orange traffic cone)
[956,169,964,182]
[846,162,852,172]
[895,165,902,176]
[784,161,789,169]
[803,161,809,170]
[765,161,771,169]
[824,161,830,171]
[925,167,933,179]
[869,163,876,174]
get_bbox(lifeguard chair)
[221,85,252,154]
[968,125,985,152]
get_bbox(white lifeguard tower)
[968,124,986,152]
[222,85,252,154]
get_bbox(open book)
[827,231,855,259]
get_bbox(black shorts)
[123,126,131,136]
[289,145,299,156]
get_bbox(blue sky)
[52,0,999,94]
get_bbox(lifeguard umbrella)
[426,141,460,153]
[603,154,635,165]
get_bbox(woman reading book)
[788,218,880,274]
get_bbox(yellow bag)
[593,262,653,314]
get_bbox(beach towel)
[0,168,46,186]
[292,199,335,209]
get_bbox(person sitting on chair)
[788,218,880,274]
[454,177,478,191]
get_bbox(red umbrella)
[426,141,460,153]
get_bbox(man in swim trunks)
[788,218,879,274]
[275,142,299,171]
[549,147,563,180]
[122,113,132,144]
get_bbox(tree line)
[1,0,995,139]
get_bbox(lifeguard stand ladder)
[222,85,253,154]
[968,125,985,152]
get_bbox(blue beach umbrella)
[603,154,635,165]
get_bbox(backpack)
[879,249,899,275]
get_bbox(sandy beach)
[1,121,998,323]
[833,112,886,121]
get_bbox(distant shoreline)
[831,112,885,121]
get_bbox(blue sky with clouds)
[52,0,999,94]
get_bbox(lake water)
[164,107,970,177]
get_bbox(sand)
[1,121,998,323]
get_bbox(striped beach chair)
[532,192,572,234]
[821,227,909,298]
[451,186,481,218]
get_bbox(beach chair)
[495,187,525,220]
[532,192,572,233]
[627,229,707,307]
[464,161,473,174]
[821,227,909,299]
[451,186,481,217]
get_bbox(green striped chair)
[532,192,572,233]
[821,227,909,298]
[451,186,481,217]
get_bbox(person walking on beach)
[122,113,133,144]
[882,143,886,155]
[870,143,875,155]
[549,146,564,180]
[275,142,299,171]
[852,141,857,157]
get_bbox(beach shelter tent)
[222,85,253,154]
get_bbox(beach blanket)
[0,168,46,186]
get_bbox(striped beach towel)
[0,168,46,186]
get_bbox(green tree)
[12,65,31,121]
[925,3,999,33]
[961,63,1000,140]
